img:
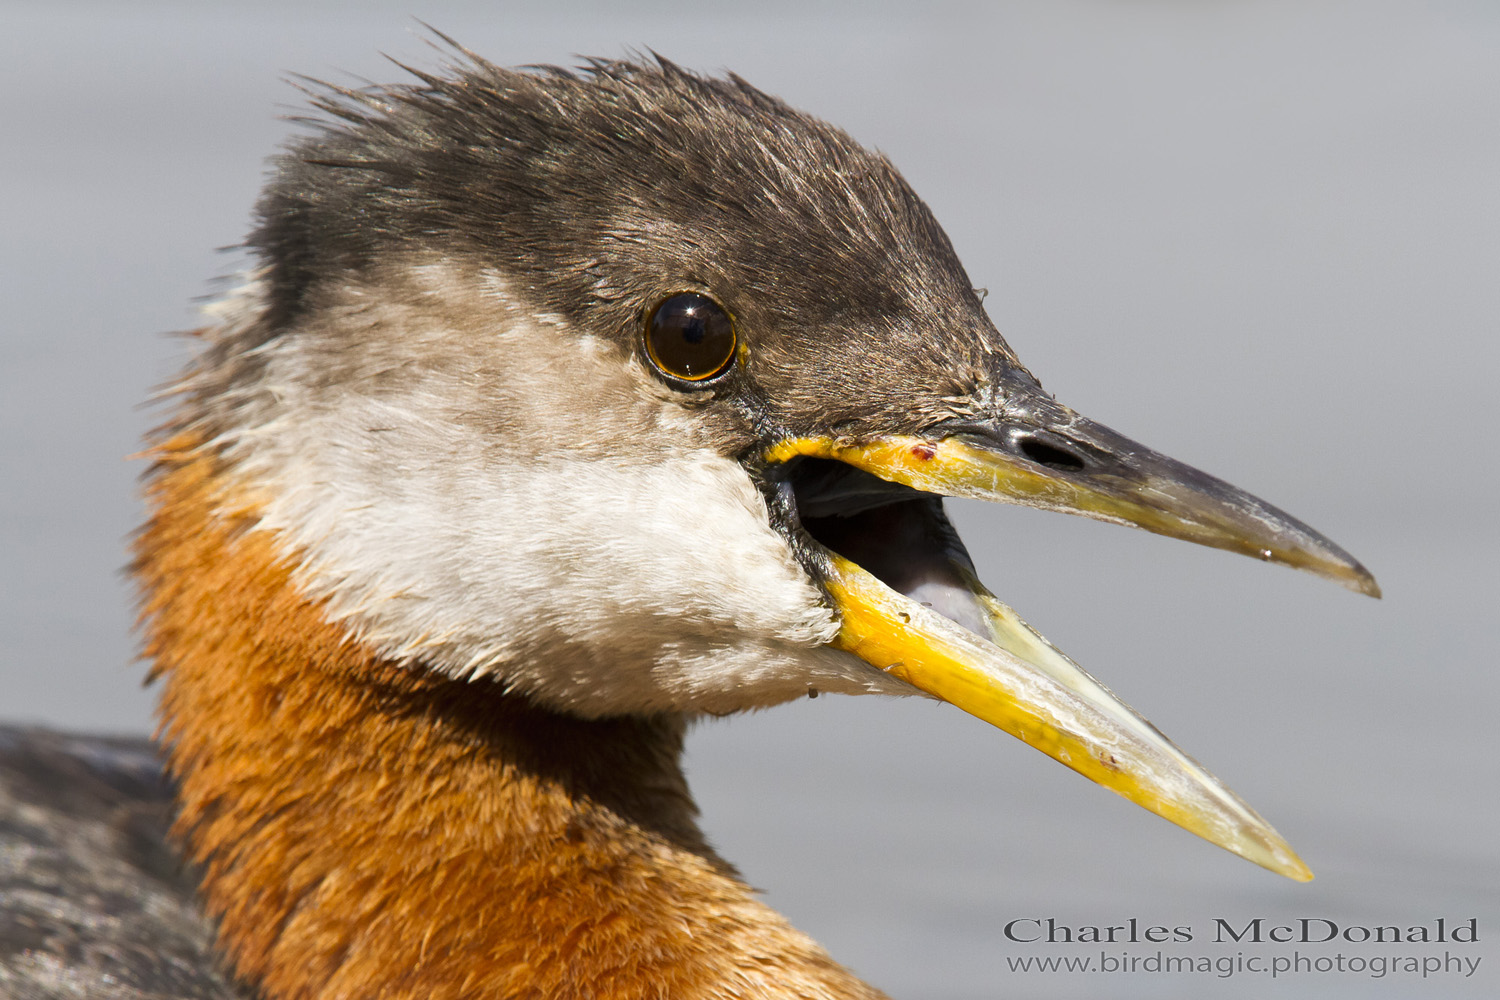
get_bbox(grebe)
[0,47,1377,1000]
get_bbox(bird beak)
[764,379,1378,881]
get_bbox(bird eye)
[644,292,737,383]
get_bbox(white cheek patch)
[219,268,909,715]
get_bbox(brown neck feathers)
[135,438,884,1000]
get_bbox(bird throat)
[136,436,885,1000]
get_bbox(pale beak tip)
[1277,853,1316,883]
[1301,544,1379,598]
[1238,833,1314,882]
[1342,562,1382,599]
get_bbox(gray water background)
[2,1,1497,997]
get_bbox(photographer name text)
[1003,917,1479,945]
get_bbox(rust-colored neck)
[136,439,883,1000]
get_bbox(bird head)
[178,52,1376,882]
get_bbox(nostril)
[1016,435,1086,471]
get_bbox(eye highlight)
[644,292,737,383]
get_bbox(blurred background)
[2,1,1496,997]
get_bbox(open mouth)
[774,456,991,638]
[751,424,1368,882]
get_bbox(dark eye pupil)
[646,293,736,381]
[679,315,706,344]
